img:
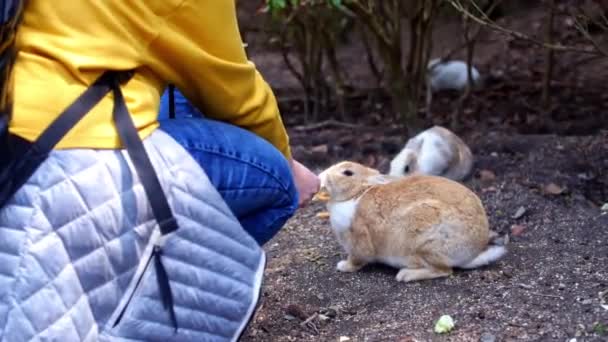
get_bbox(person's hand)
[288,158,320,207]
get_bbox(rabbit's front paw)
[336,258,364,272]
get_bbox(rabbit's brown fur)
[319,161,506,282]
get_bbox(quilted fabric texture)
[0,130,265,342]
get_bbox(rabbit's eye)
[403,165,410,173]
[342,169,354,176]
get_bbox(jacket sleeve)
[147,0,291,158]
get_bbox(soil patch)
[242,130,608,342]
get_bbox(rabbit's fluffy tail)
[460,232,509,269]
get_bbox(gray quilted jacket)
[0,129,265,341]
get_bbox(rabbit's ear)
[366,174,400,185]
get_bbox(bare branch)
[541,0,557,110]
[344,0,393,50]
[568,6,608,57]
[291,119,363,132]
[447,0,602,55]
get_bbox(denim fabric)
[158,87,298,245]
[158,87,203,120]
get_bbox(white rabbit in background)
[389,125,474,182]
[427,58,482,92]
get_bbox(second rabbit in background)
[389,125,474,182]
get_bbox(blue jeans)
[158,86,203,120]
[158,88,298,246]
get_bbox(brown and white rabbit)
[318,161,506,282]
[389,125,474,182]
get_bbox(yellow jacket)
[10,0,291,158]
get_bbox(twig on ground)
[291,119,364,132]
[517,283,564,299]
[528,292,564,300]
[508,321,526,328]
[518,283,534,290]
[300,313,319,335]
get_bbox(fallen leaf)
[544,183,565,195]
[316,211,330,219]
[285,304,308,321]
[302,248,324,264]
[511,224,526,236]
[311,144,329,155]
[512,206,527,219]
[434,314,455,334]
[479,169,496,182]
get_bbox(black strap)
[110,77,178,236]
[109,73,178,330]
[168,84,175,119]
[0,71,127,206]
[32,71,130,154]
[1,70,179,331]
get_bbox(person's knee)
[247,182,297,246]
[158,117,299,241]
[248,137,298,220]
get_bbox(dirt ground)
[236,2,608,341]
[241,130,608,342]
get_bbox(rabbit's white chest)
[327,199,359,233]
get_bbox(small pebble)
[318,314,330,322]
[510,224,526,236]
[323,307,338,318]
[512,206,527,219]
[480,332,496,342]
